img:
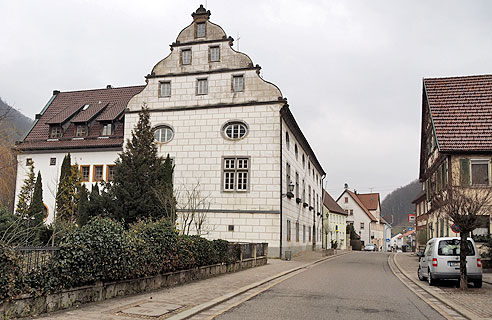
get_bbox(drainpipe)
[279,115,283,259]
[321,174,326,249]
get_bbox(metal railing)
[15,246,60,273]
[227,242,268,261]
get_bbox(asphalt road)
[216,252,445,320]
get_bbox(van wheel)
[473,279,482,288]
[428,269,436,286]
[418,266,426,281]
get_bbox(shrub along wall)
[1,217,235,301]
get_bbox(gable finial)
[192,4,211,21]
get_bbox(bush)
[0,244,24,300]
[3,217,237,297]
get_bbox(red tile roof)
[338,190,377,222]
[356,193,380,211]
[323,190,346,215]
[71,103,108,123]
[424,74,492,152]
[19,85,144,151]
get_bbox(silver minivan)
[417,237,482,288]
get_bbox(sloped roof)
[19,85,144,151]
[323,190,346,215]
[356,193,380,211]
[70,103,108,123]
[424,74,492,152]
[337,190,377,222]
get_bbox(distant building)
[336,190,385,248]
[322,190,347,250]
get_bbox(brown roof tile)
[340,190,377,222]
[19,85,144,150]
[356,193,380,211]
[323,190,346,215]
[71,103,108,123]
[424,74,492,152]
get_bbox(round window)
[154,126,174,143]
[223,122,248,140]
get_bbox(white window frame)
[197,78,208,95]
[196,22,206,38]
[181,49,192,65]
[223,121,248,140]
[160,81,171,97]
[232,75,244,92]
[102,123,113,136]
[153,125,174,143]
[76,125,87,137]
[209,46,220,62]
[222,157,250,192]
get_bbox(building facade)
[336,189,385,248]
[419,75,492,242]
[15,86,144,223]
[14,6,326,258]
[322,190,347,250]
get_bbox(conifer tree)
[76,184,89,226]
[15,161,36,219]
[55,154,82,224]
[27,171,45,227]
[110,106,172,225]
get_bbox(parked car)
[417,237,482,288]
[364,243,376,251]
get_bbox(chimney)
[106,85,112,89]
[35,114,42,120]
[53,90,60,95]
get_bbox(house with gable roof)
[14,5,326,258]
[15,86,144,223]
[322,190,347,250]
[336,189,384,248]
[419,74,492,240]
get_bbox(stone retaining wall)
[1,256,267,319]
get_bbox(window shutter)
[459,158,470,186]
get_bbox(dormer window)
[181,49,192,65]
[50,126,62,138]
[196,22,206,38]
[76,125,87,137]
[102,123,113,136]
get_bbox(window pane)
[161,82,171,97]
[233,76,244,92]
[472,162,489,185]
[197,22,206,37]
[182,50,191,65]
[210,47,220,61]
[198,79,208,94]
[154,126,174,143]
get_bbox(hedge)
[1,217,239,300]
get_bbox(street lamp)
[282,182,295,199]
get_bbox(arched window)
[154,125,174,143]
[223,121,248,140]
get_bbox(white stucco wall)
[337,192,372,245]
[15,149,120,224]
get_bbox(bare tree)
[432,186,492,289]
[177,181,213,236]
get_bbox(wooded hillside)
[381,179,422,226]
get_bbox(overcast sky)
[2,0,492,199]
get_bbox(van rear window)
[438,239,475,256]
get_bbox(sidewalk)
[36,250,344,319]
[394,253,492,319]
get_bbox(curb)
[167,251,351,320]
[393,253,479,320]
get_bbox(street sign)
[408,227,413,231]
[451,223,460,233]
[386,238,390,242]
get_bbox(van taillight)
[432,258,438,267]
[477,258,482,268]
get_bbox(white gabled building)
[126,6,325,258]
[14,5,325,258]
